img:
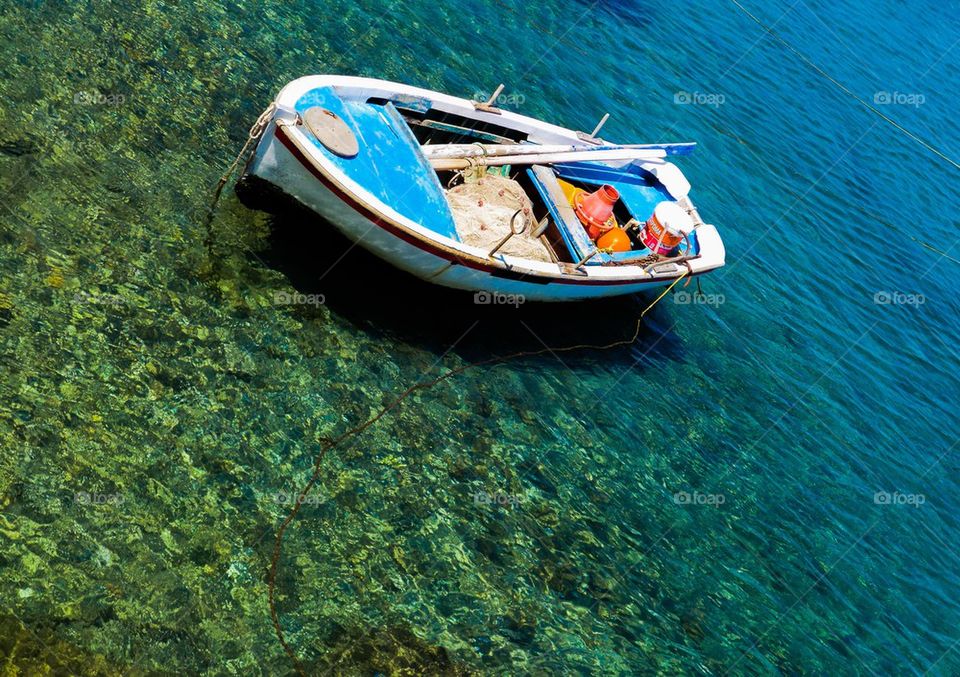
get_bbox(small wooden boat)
[237,75,725,302]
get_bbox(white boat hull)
[241,76,726,302]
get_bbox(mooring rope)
[267,269,689,674]
[728,0,960,173]
[203,103,277,253]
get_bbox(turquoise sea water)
[1,0,958,674]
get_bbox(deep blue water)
[0,0,958,674]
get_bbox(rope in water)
[728,0,960,173]
[203,103,276,253]
[267,269,690,674]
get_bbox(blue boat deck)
[293,87,459,241]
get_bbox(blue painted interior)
[532,163,700,263]
[554,162,673,221]
[294,87,459,241]
[378,94,433,114]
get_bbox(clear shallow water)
[0,0,958,674]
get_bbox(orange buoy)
[597,227,631,252]
[574,184,620,240]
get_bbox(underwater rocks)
[0,614,127,675]
[0,135,36,157]
[307,623,473,676]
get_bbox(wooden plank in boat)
[409,118,516,144]
[527,165,598,264]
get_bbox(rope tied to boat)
[203,102,277,251]
[216,102,276,200]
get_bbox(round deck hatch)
[302,107,359,158]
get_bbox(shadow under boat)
[237,180,687,368]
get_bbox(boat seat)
[526,165,598,264]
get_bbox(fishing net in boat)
[446,174,553,262]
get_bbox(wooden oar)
[422,141,696,160]
[429,148,670,171]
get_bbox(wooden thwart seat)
[526,165,599,264]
